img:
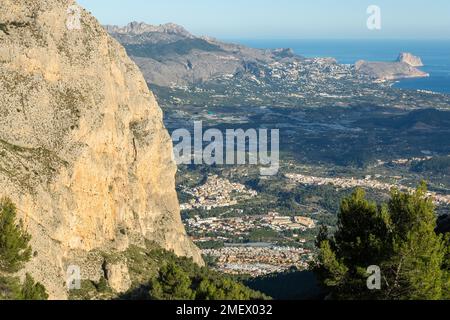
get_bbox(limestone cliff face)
[355,53,429,81]
[0,0,202,298]
[397,52,424,67]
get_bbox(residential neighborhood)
[203,245,313,277]
[180,175,258,210]
[286,173,450,205]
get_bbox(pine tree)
[147,259,268,300]
[0,198,48,300]
[0,275,22,300]
[384,184,446,299]
[149,262,195,300]
[0,274,48,300]
[315,185,449,300]
[20,273,49,300]
[0,198,32,273]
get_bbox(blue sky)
[77,0,450,39]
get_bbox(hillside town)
[203,245,313,277]
[286,173,450,205]
[186,212,316,241]
[185,211,316,276]
[180,175,258,210]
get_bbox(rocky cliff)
[0,0,202,299]
[355,53,429,81]
[397,52,424,67]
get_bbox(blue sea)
[232,39,450,94]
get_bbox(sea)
[232,39,450,94]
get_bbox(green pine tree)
[0,198,48,300]
[147,258,268,300]
[383,184,446,299]
[0,198,32,273]
[0,274,48,300]
[196,277,258,300]
[19,273,49,300]
[149,262,195,300]
[0,275,22,300]
[315,184,449,300]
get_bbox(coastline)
[234,39,450,95]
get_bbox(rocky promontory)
[397,52,424,67]
[355,52,429,81]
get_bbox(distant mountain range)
[105,22,428,87]
[104,21,194,38]
[105,21,307,87]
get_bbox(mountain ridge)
[105,22,429,88]
[104,21,194,38]
[105,21,308,87]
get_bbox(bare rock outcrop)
[355,53,429,81]
[397,52,424,67]
[104,260,132,293]
[0,0,202,299]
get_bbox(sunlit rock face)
[355,52,429,81]
[0,0,203,299]
[397,52,424,67]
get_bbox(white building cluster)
[203,246,312,277]
[180,175,257,210]
[286,173,450,205]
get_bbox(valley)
[105,22,450,279]
[163,102,450,276]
